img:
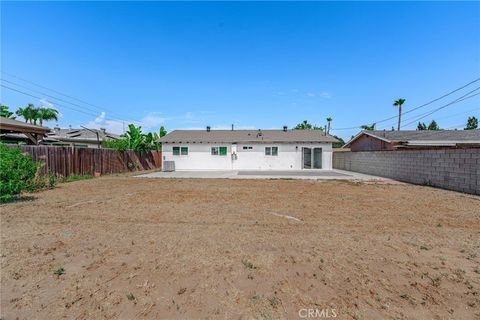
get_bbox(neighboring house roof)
[344,130,480,148]
[0,116,50,134]
[44,128,120,144]
[159,129,339,144]
[0,116,50,144]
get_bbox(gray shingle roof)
[362,130,480,142]
[45,128,120,142]
[159,129,339,144]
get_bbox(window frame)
[173,146,180,156]
[265,146,278,156]
[180,147,188,155]
[211,146,227,156]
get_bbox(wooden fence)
[9,145,162,177]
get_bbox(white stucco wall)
[162,142,333,170]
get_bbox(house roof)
[344,130,480,148]
[0,116,50,134]
[45,128,120,143]
[159,129,339,144]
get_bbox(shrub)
[0,144,39,202]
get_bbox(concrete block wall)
[333,148,480,195]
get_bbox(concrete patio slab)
[136,169,387,181]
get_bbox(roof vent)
[206,126,211,132]
[283,125,288,132]
[231,124,234,131]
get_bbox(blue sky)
[1,1,479,140]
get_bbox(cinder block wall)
[333,148,480,195]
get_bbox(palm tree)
[393,98,406,131]
[16,104,38,124]
[326,117,333,134]
[37,107,59,126]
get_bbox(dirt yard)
[1,177,479,319]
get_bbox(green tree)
[103,124,164,152]
[427,120,440,130]
[159,126,167,137]
[465,116,478,130]
[326,117,333,134]
[360,123,376,131]
[417,122,427,130]
[0,105,16,119]
[0,143,39,202]
[294,120,323,130]
[332,135,345,148]
[37,108,59,126]
[393,98,406,131]
[16,104,39,124]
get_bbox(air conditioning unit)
[162,161,175,172]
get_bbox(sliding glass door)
[303,147,322,169]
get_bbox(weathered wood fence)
[9,145,162,177]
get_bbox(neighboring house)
[43,127,120,148]
[344,130,480,151]
[159,127,339,170]
[0,116,50,144]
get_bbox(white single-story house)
[159,127,339,171]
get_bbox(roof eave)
[343,131,392,148]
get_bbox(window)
[212,146,227,156]
[265,146,278,156]
[173,146,188,155]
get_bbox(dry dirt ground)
[1,176,479,320]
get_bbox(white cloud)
[84,112,125,134]
[83,111,167,134]
[307,92,316,97]
[141,112,166,129]
[39,98,54,108]
[319,91,332,99]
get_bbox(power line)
[1,84,103,118]
[377,92,480,130]
[400,88,480,128]
[1,77,141,125]
[378,104,480,130]
[1,71,138,122]
[331,77,480,131]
